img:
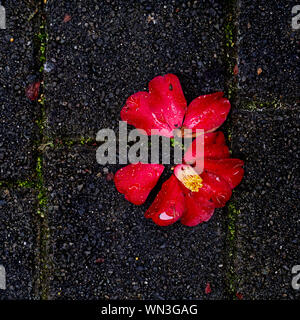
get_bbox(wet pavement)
[0,0,299,300]
[44,0,226,138]
[0,1,38,180]
[237,0,300,107]
[0,188,37,299]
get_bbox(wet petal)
[120,91,173,137]
[184,131,230,164]
[145,175,185,226]
[183,92,230,132]
[149,74,187,130]
[114,163,164,205]
[25,81,41,101]
[181,192,215,227]
[204,159,244,189]
[201,171,232,208]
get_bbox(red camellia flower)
[114,74,244,227]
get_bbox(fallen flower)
[114,74,244,227]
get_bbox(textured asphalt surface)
[44,146,227,299]
[44,0,225,138]
[231,110,300,299]
[0,1,38,180]
[0,0,300,300]
[238,0,300,106]
[0,188,36,299]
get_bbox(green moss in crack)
[242,99,283,111]
[226,200,240,299]
[80,137,94,145]
[228,201,240,242]
[36,155,47,218]
[38,22,48,73]
[225,20,234,49]
[17,180,36,188]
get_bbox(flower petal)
[183,92,230,132]
[201,171,232,208]
[181,192,215,227]
[184,131,230,164]
[25,81,41,101]
[204,159,244,189]
[114,163,164,205]
[145,175,185,226]
[148,74,187,130]
[120,91,173,137]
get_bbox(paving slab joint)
[223,0,239,103]
[222,0,241,300]
[225,200,241,300]
[31,0,51,300]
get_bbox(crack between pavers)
[27,0,50,300]
[223,0,241,300]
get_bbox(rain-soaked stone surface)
[44,0,226,138]
[0,188,37,299]
[44,145,228,299]
[0,1,38,180]
[237,0,300,106]
[231,109,300,299]
[1,0,299,301]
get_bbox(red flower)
[121,74,230,137]
[114,74,244,227]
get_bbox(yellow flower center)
[182,175,203,192]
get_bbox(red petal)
[201,171,232,208]
[183,92,230,132]
[25,81,41,101]
[181,192,215,227]
[114,163,164,205]
[204,159,244,189]
[145,175,185,226]
[184,131,230,164]
[148,74,187,130]
[120,91,173,137]
[205,282,212,294]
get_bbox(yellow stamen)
[182,175,203,192]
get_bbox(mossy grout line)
[32,0,50,300]
[223,0,240,300]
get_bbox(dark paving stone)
[0,187,37,299]
[44,145,227,299]
[45,0,226,138]
[0,1,38,180]
[231,109,300,299]
[237,0,300,106]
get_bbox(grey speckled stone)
[237,0,300,106]
[0,188,37,299]
[44,145,227,299]
[231,109,300,299]
[0,1,38,180]
[44,0,226,138]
